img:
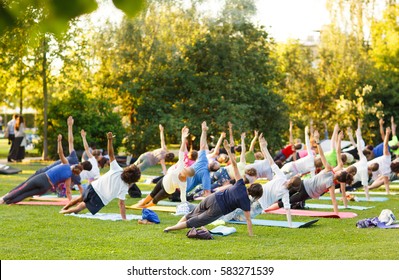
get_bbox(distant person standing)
[0,115,3,131]
[6,114,18,162]
[12,115,26,162]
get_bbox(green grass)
[1,160,399,260]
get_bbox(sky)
[90,0,331,43]
[254,0,330,42]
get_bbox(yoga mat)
[228,219,319,228]
[377,222,399,229]
[318,196,388,202]
[347,191,398,196]
[126,204,176,212]
[29,196,69,202]
[65,213,143,221]
[15,201,67,206]
[209,225,237,236]
[265,208,358,218]
[0,164,21,175]
[306,203,374,210]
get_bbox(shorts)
[83,184,104,215]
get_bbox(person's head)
[13,113,19,120]
[363,149,374,161]
[180,167,195,179]
[80,161,93,171]
[369,163,379,172]
[341,154,347,164]
[217,153,229,164]
[391,145,398,152]
[97,157,108,168]
[72,164,83,175]
[188,150,198,161]
[275,160,283,169]
[314,157,323,169]
[208,161,220,172]
[335,170,354,185]
[121,164,141,184]
[294,143,303,150]
[286,176,302,192]
[346,165,357,177]
[234,146,242,153]
[390,161,399,173]
[245,167,257,177]
[247,183,263,200]
[15,115,24,130]
[165,152,175,162]
[254,152,264,160]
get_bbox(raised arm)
[223,139,241,181]
[57,134,68,164]
[199,121,208,151]
[289,120,294,145]
[159,124,167,150]
[305,126,312,155]
[391,116,396,138]
[314,130,332,171]
[239,132,246,164]
[383,127,391,156]
[330,124,339,150]
[107,132,115,162]
[346,127,356,147]
[356,120,366,160]
[209,132,226,158]
[180,126,189,152]
[335,130,344,170]
[81,129,93,158]
[259,134,274,166]
[379,118,385,142]
[228,121,234,146]
[248,130,259,152]
[67,116,74,154]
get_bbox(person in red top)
[273,121,302,165]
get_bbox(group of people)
[5,113,26,162]
[1,116,399,237]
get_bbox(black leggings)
[149,177,170,204]
[3,173,52,204]
[278,181,310,208]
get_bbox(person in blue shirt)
[186,121,221,197]
[163,140,263,236]
[1,134,83,205]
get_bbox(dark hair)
[336,170,353,185]
[391,145,398,151]
[248,183,263,200]
[188,150,198,161]
[346,165,357,176]
[294,143,303,150]
[287,176,302,192]
[15,116,24,131]
[121,164,141,184]
[275,160,283,169]
[165,152,175,162]
[245,167,257,177]
[369,163,379,172]
[98,157,108,168]
[341,154,347,164]
[390,161,399,173]
[366,145,374,150]
[81,161,92,171]
[235,146,242,153]
[314,157,323,168]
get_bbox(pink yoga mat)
[265,208,358,219]
[16,201,68,206]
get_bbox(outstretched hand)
[80,129,86,138]
[181,126,190,139]
[58,134,62,141]
[201,121,208,131]
[107,132,114,139]
[67,116,74,126]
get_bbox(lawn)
[1,138,399,260]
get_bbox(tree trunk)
[41,37,49,160]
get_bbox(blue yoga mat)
[318,196,388,202]
[228,219,319,228]
[306,203,374,210]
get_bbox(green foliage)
[35,89,125,159]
